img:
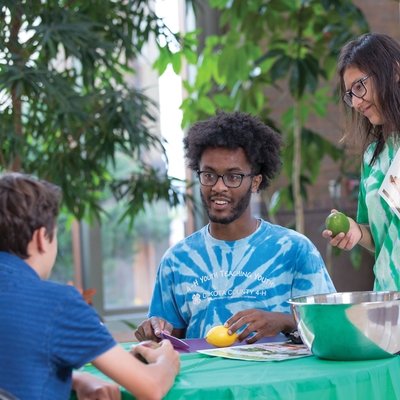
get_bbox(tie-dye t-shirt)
[357,138,400,290]
[148,219,335,338]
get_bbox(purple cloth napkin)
[175,334,287,353]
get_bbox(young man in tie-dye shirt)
[135,111,335,343]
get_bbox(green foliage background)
[175,0,369,233]
[0,0,197,222]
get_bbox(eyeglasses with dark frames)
[342,73,373,108]
[197,170,255,188]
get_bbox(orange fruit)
[205,325,238,348]
[325,212,350,236]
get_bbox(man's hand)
[72,371,121,400]
[133,316,173,341]
[224,309,296,344]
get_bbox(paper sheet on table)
[197,341,312,361]
[378,148,400,218]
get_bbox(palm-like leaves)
[0,0,195,221]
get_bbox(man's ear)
[33,227,48,254]
[252,174,262,193]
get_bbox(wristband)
[357,223,364,241]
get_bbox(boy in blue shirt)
[0,173,180,400]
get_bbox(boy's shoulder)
[0,253,83,306]
[32,279,86,310]
[13,274,82,307]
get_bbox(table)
[70,336,400,400]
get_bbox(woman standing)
[322,33,400,290]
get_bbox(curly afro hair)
[183,110,283,191]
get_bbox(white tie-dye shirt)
[148,219,335,338]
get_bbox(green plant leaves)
[180,0,369,225]
[0,0,190,221]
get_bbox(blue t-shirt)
[0,252,117,400]
[149,220,336,338]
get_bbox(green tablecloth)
[71,342,400,400]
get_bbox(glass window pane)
[101,200,185,310]
[50,213,75,284]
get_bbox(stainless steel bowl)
[288,291,400,361]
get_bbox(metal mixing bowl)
[288,291,400,361]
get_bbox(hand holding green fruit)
[325,211,350,237]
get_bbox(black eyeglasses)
[342,73,373,108]
[197,171,254,188]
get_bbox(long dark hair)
[338,33,400,165]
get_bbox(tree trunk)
[293,100,304,233]
[9,6,23,172]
